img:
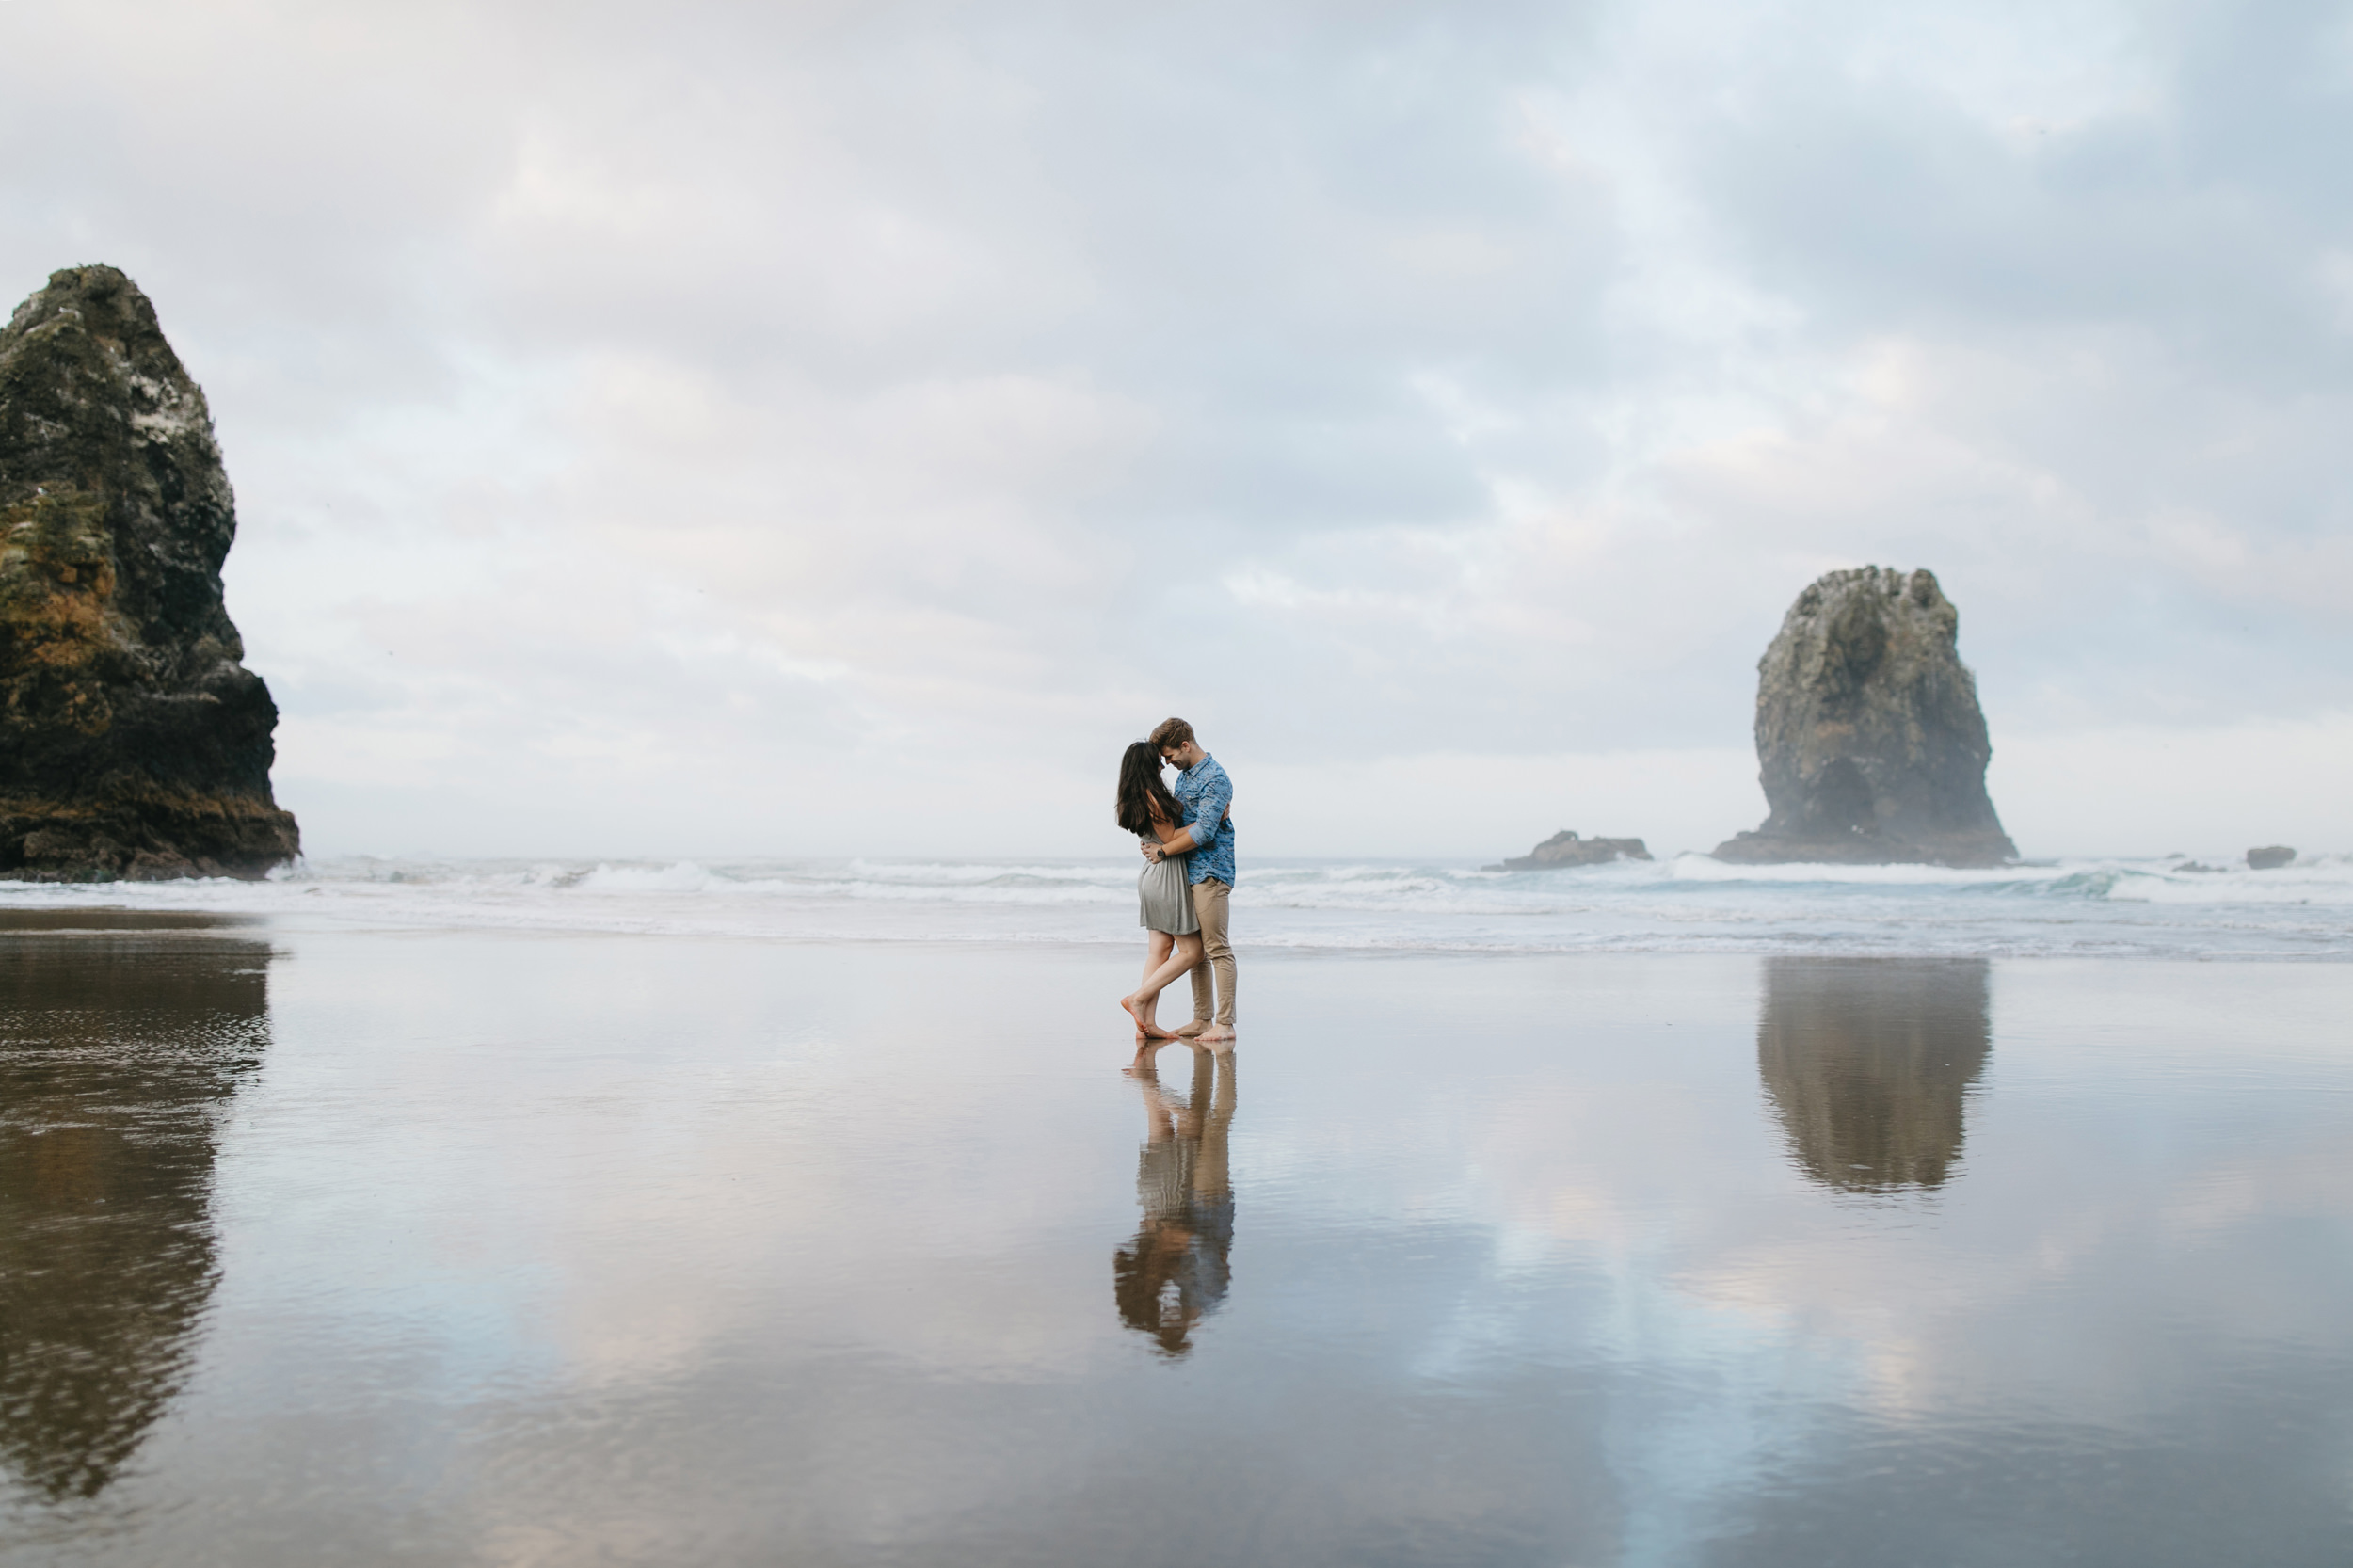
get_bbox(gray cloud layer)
[3,0,2346,855]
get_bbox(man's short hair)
[1149,717,1196,753]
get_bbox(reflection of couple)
[1116,717,1237,1049]
[1114,1044,1237,1357]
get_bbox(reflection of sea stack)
[1758,958,1991,1192]
[0,919,270,1498]
[0,265,299,880]
[1714,568,2015,867]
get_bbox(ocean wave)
[0,851,2343,959]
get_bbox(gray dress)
[1138,837,1201,936]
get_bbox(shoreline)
[0,851,2346,961]
[0,905,2345,965]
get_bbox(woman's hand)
[1143,804,1193,859]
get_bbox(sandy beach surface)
[4,909,2351,1566]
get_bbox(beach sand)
[4,917,2351,1565]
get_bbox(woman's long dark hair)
[1116,741,1186,837]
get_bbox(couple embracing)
[1116,718,1237,1049]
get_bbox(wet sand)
[4,919,2351,1566]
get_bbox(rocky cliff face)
[0,266,297,879]
[1713,567,2014,867]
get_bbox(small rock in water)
[1485,830,1653,872]
[2247,846,2296,871]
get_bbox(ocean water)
[0,852,2346,959]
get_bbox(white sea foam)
[0,852,2346,958]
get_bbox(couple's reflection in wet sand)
[1105,958,1988,1364]
[1758,956,1993,1193]
[0,915,273,1505]
[1116,1045,1236,1357]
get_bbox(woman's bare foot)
[1121,995,1175,1038]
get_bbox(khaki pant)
[1187,877,1235,1026]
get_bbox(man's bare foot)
[1121,996,1175,1039]
[1196,1022,1235,1045]
[1174,1019,1209,1038]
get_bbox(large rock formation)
[1484,830,1653,872]
[0,266,297,879]
[1713,567,2014,868]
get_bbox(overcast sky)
[4,0,2347,860]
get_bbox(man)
[1143,717,1235,1044]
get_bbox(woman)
[1116,741,1205,1043]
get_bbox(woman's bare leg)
[1131,935,1205,1022]
[1123,931,1178,1039]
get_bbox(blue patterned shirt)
[1171,754,1235,887]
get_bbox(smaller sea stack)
[1485,830,1652,872]
[1714,567,2014,868]
[0,265,298,879]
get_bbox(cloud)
[0,0,2345,855]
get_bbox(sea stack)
[1485,830,1653,872]
[1713,567,2014,868]
[0,265,298,880]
